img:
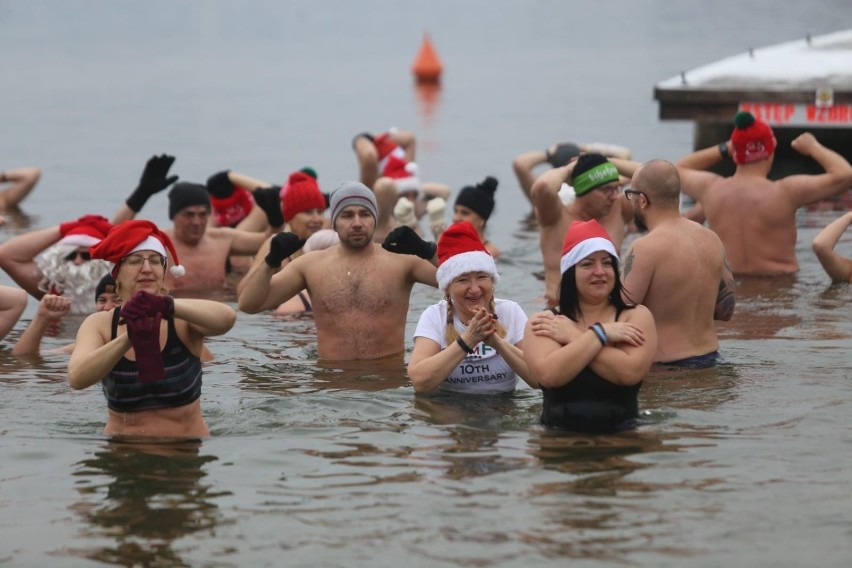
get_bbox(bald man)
[620,160,735,368]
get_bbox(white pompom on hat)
[435,221,499,291]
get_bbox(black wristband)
[718,142,730,160]
[456,336,474,354]
[590,323,607,347]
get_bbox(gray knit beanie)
[330,182,379,225]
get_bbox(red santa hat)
[383,154,422,195]
[372,132,399,161]
[281,171,326,223]
[89,220,185,278]
[58,214,113,248]
[436,221,499,291]
[731,111,777,165]
[210,185,255,227]
[560,220,618,274]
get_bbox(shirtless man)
[530,153,632,308]
[513,140,632,211]
[238,181,438,361]
[113,160,271,292]
[673,112,852,276]
[620,160,735,367]
[811,211,852,283]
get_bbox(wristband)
[718,142,730,160]
[590,323,607,347]
[456,336,474,354]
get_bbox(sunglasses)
[64,250,92,262]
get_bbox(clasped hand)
[465,308,498,347]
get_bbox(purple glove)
[120,291,175,383]
[120,290,175,321]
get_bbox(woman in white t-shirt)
[408,221,537,394]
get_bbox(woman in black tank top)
[67,220,236,439]
[522,219,657,433]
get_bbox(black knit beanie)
[454,176,498,221]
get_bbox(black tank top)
[540,308,641,433]
[101,307,203,413]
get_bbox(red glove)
[59,214,113,238]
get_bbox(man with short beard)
[620,160,735,368]
[0,215,112,314]
[239,182,439,361]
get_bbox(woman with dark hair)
[523,220,656,433]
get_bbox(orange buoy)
[412,33,442,84]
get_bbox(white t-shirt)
[413,298,528,394]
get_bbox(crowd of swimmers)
[1,112,851,439]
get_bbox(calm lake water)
[2,1,852,566]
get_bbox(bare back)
[302,245,433,360]
[701,174,799,275]
[623,217,725,362]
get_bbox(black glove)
[126,154,179,212]
[253,186,284,228]
[382,226,437,260]
[206,170,234,199]
[265,232,306,268]
[546,143,581,168]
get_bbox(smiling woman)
[524,220,656,434]
[67,220,236,439]
[407,221,536,394]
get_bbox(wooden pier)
[655,29,852,178]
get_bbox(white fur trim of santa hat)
[559,237,618,274]
[436,250,499,291]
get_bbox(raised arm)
[237,233,308,313]
[68,312,131,390]
[174,298,236,337]
[530,164,573,227]
[220,226,272,256]
[0,285,27,342]
[783,133,852,207]
[0,225,62,297]
[12,294,69,356]
[512,149,549,203]
[112,154,179,224]
[0,166,41,209]
[811,211,852,283]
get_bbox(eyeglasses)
[623,186,651,205]
[596,184,623,197]
[121,253,166,268]
[64,250,91,262]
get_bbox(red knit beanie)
[731,111,777,165]
[89,220,185,278]
[281,172,326,223]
